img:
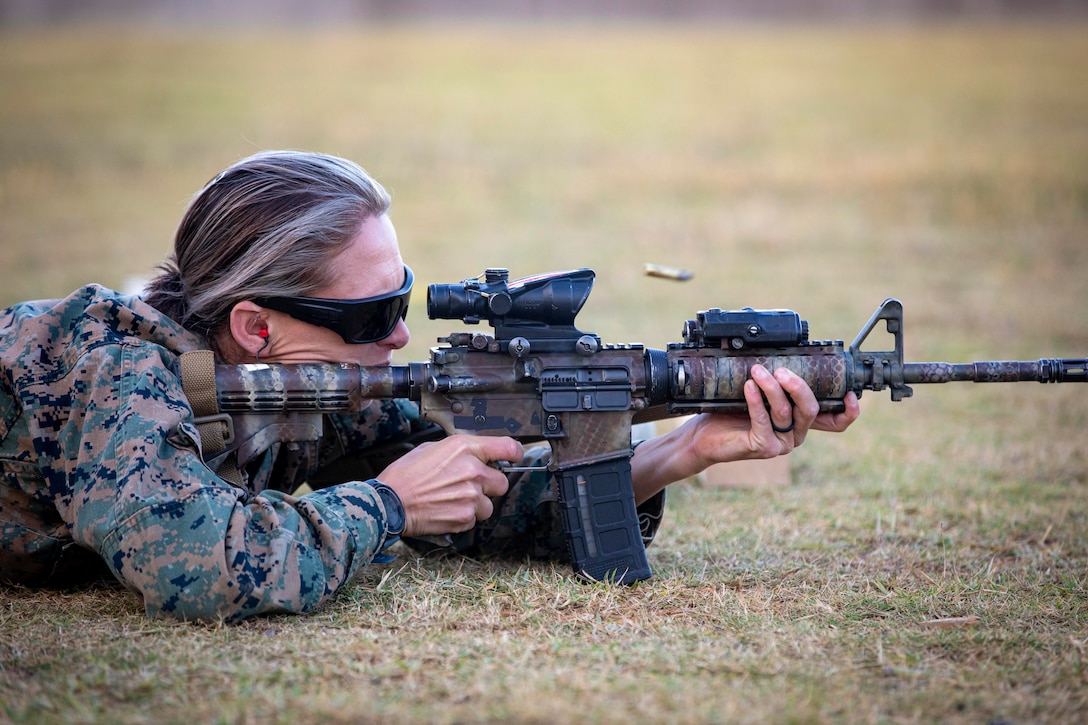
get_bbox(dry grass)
[1,21,1086,724]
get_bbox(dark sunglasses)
[255,265,413,344]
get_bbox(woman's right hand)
[376,434,524,537]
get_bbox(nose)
[380,318,411,350]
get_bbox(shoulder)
[2,285,205,387]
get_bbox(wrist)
[684,413,738,471]
[370,481,405,538]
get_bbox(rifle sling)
[179,349,245,486]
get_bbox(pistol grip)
[555,457,652,586]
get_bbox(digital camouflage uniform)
[0,286,665,622]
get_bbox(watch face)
[375,484,405,536]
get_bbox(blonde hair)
[145,150,391,338]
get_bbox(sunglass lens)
[347,293,410,343]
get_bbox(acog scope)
[428,268,596,331]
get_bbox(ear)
[227,300,271,358]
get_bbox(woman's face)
[259,213,412,367]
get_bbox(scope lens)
[428,283,474,320]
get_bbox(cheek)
[332,341,390,367]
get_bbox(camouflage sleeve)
[322,398,425,459]
[56,343,394,622]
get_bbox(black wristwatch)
[371,481,405,537]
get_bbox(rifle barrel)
[903,358,1087,385]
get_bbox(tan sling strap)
[178,349,245,486]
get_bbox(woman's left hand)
[629,364,860,504]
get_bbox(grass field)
[1,21,1087,724]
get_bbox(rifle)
[212,268,1085,585]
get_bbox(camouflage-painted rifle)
[213,268,1086,585]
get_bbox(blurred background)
[1,0,1085,367]
[3,7,1086,721]
[2,1,1086,26]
